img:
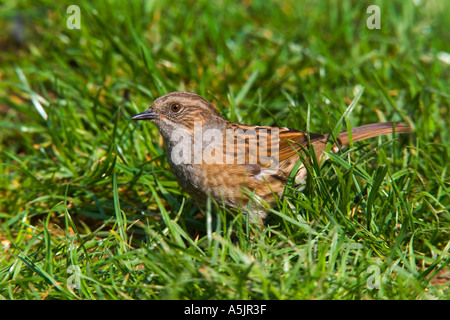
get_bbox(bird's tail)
[332,122,411,147]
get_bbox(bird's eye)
[170,103,182,113]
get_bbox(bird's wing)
[278,128,327,162]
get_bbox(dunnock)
[132,92,410,221]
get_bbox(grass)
[0,0,449,300]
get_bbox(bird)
[132,91,410,221]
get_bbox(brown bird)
[132,91,410,221]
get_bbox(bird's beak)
[131,108,160,120]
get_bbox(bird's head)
[132,92,226,139]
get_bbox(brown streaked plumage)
[132,91,411,221]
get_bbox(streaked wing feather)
[279,128,326,161]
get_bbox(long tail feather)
[333,122,411,147]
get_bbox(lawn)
[0,0,448,300]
